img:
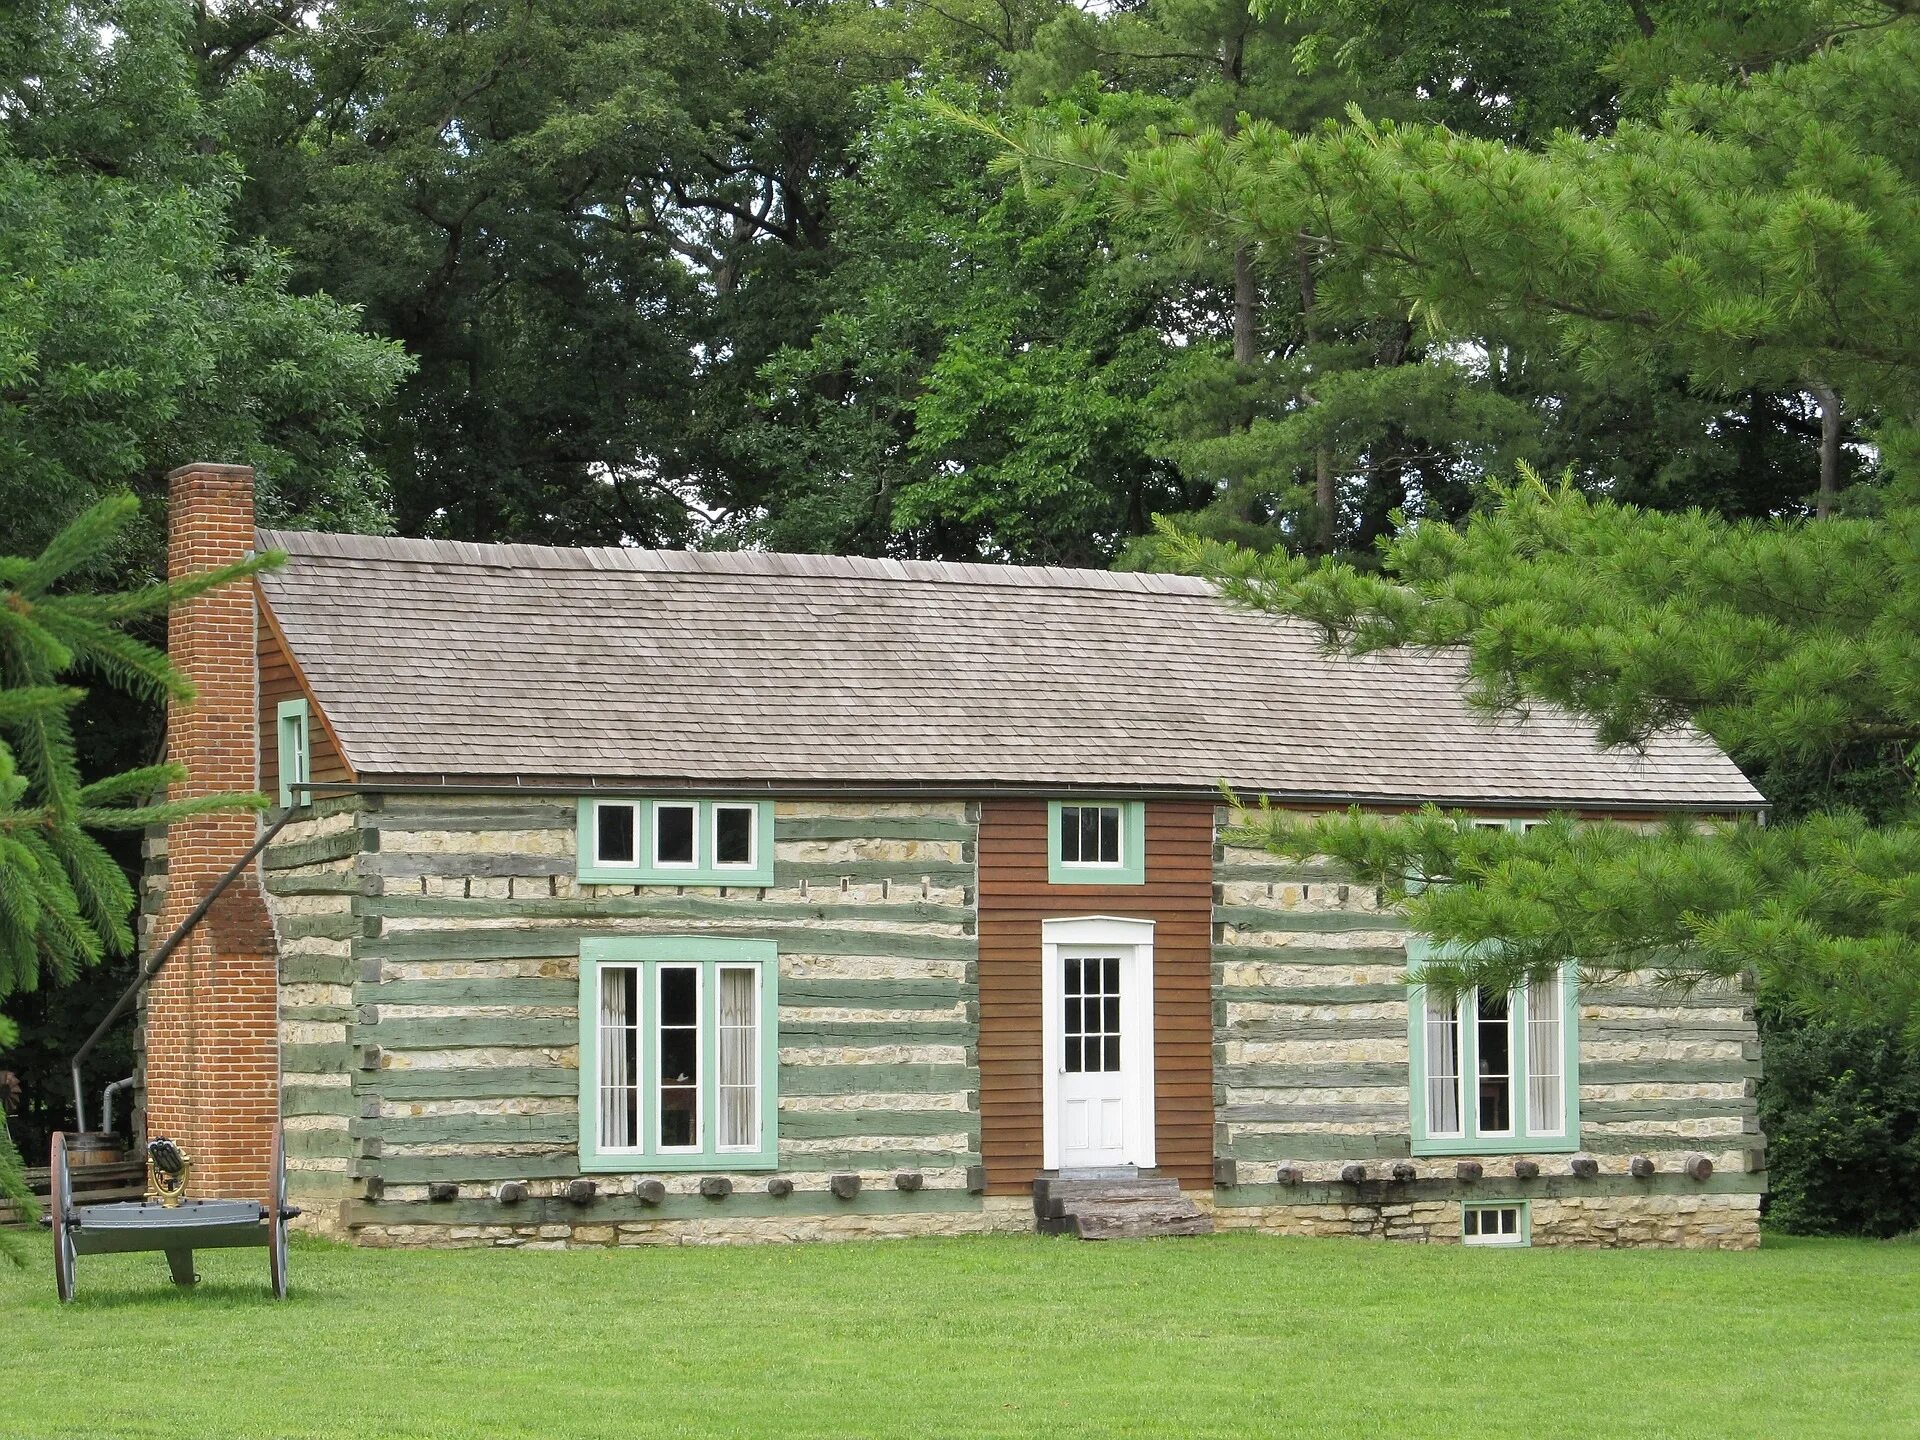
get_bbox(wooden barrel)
[64,1131,125,1170]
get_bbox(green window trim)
[575,798,776,885]
[1406,939,1581,1157]
[1461,1198,1533,1247]
[578,936,779,1172]
[1046,800,1146,885]
[275,698,310,808]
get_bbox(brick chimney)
[142,462,279,1201]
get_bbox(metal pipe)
[70,810,295,1133]
[100,1076,135,1135]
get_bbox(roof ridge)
[253,528,1216,596]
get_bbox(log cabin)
[140,461,1769,1249]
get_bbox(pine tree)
[0,495,273,1261]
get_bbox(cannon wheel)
[267,1129,289,1299]
[50,1132,75,1305]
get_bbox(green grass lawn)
[4,1231,1917,1439]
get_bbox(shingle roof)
[254,531,1764,810]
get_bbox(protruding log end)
[1275,1165,1304,1186]
[495,1181,527,1205]
[894,1172,923,1192]
[1512,1160,1540,1180]
[1682,1152,1714,1182]
[828,1173,861,1200]
[1339,1164,1367,1185]
[563,1178,597,1205]
[426,1182,457,1203]
[634,1179,667,1205]
[698,1176,733,1199]
[1629,1154,1656,1179]
[766,1177,793,1198]
[1569,1156,1600,1180]
[1455,1161,1483,1182]
[1390,1162,1417,1183]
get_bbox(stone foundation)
[1214,1192,1761,1249]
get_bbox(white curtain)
[718,967,758,1149]
[1424,990,1462,1135]
[1527,971,1564,1134]
[599,966,637,1148]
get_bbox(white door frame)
[1041,915,1156,1171]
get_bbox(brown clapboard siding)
[976,798,1215,1196]
[258,592,352,799]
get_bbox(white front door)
[1058,948,1129,1167]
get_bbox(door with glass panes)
[1057,947,1133,1168]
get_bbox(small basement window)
[1047,800,1146,885]
[576,799,775,885]
[1462,1202,1529,1247]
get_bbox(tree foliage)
[0,495,274,1260]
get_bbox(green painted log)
[340,1186,985,1228]
[1222,1018,1406,1042]
[1585,1020,1758,1040]
[354,1016,577,1049]
[279,913,366,942]
[1584,1097,1760,1123]
[776,816,974,842]
[266,871,376,897]
[773,861,975,884]
[775,1110,978,1140]
[367,894,974,927]
[1583,1060,1761,1084]
[1213,861,1351,883]
[360,977,579,1008]
[283,1127,355,1159]
[281,1003,355,1024]
[263,830,365,870]
[362,1066,579,1100]
[1225,1062,1407,1088]
[1216,1172,1765,1206]
[1212,946,1409,968]
[1213,908,1410,934]
[370,1148,975,1183]
[778,1064,976,1096]
[283,1086,359,1118]
[359,1113,579,1146]
[771,1021,973,1043]
[1224,1133,1415,1160]
[280,955,358,985]
[777,979,967,1010]
[282,1044,353,1075]
[1576,986,1753,1009]
[364,925,974,963]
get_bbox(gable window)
[1408,940,1579,1155]
[1046,800,1146,885]
[575,799,775,885]
[579,937,777,1170]
[275,699,310,808]
[1462,1201,1529,1247]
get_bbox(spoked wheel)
[50,1132,75,1305]
[267,1129,289,1300]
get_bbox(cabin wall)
[258,606,349,801]
[259,793,1035,1244]
[1208,828,1765,1249]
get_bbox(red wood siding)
[258,594,351,798]
[976,799,1216,1195]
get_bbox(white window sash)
[594,801,639,867]
[711,804,759,871]
[654,964,703,1153]
[1525,971,1566,1137]
[1422,987,1466,1139]
[1059,804,1124,868]
[596,964,643,1153]
[715,964,760,1152]
[651,802,700,869]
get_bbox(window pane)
[596,803,636,864]
[1103,1036,1121,1072]
[1060,807,1082,863]
[598,966,640,1149]
[1477,990,1512,1133]
[655,804,695,865]
[1425,990,1462,1136]
[1079,806,1100,861]
[1463,1208,1479,1237]
[1103,955,1119,993]
[1098,806,1120,863]
[718,967,758,1149]
[1526,972,1564,1135]
[1064,957,1081,996]
[658,966,699,1149]
[714,806,754,866]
